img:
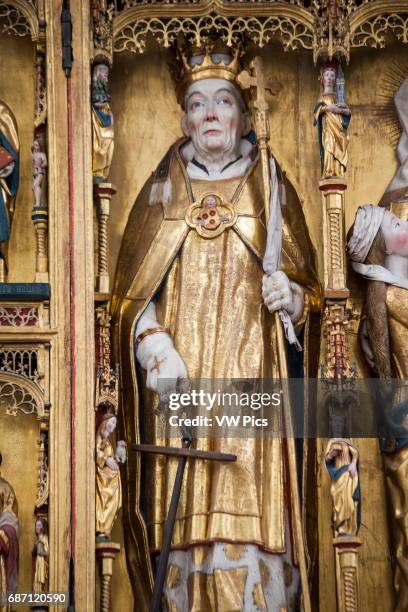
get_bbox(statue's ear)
[181,114,190,137]
[243,111,251,136]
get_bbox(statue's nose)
[206,103,217,121]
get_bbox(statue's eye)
[190,100,204,110]
[218,97,232,105]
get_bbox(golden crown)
[172,43,242,108]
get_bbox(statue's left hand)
[262,271,305,324]
[0,161,15,178]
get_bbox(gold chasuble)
[111,140,320,609]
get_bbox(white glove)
[0,161,15,179]
[262,271,305,324]
[135,302,188,399]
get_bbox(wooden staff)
[238,57,312,612]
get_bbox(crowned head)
[172,41,251,162]
[171,40,244,110]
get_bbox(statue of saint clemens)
[112,43,320,611]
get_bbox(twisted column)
[93,183,116,296]
[333,537,362,612]
[95,541,120,612]
[32,207,49,282]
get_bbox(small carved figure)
[314,62,351,179]
[95,414,125,538]
[0,453,19,598]
[324,439,360,537]
[32,517,49,594]
[92,62,114,183]
[31,140,47,208]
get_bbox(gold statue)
[95,413,124,538]
[32,517,49,594]
[324,439,360,537]
[348,204,408,610]
[314,62,351,179]
[0,453,19,603]
[112,43,320,610]
[0,99,19,280]
[92,62,114,183]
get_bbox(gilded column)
[315,54,362,612]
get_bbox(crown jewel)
[172,42,242,108]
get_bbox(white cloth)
[263,157,301,350]
[183,138,253,181]
[164,542,299,612]
[351,261,408,290]
[347,204,386,263]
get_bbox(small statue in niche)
[314,61,351,179]
[95,413,126,539]
[32,517,49,595]
[0,100,19,280]
[348,204,408,608]
[324,439,360,537]
[92,61,114,184]
[31,140,47,208]
[0,452,19,598]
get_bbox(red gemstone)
[203,213,208,219]
[210,219,215,224]
[210,210,216,216]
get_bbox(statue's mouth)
[204,129,222,136]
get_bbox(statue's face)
[94,64,109,84]
[322,68,336,90]
[104,416,117,435]
[381,211,408,256]
[35,519,44,535]
[183,79,246,158]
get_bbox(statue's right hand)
[0,161,15,178]
[147,346,188,400]
[136,330,188,399]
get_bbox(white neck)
[193,149,240,174]
[385,254,408,279]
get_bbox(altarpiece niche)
[3,1,408,612]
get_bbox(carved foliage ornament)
[113,13,314,54]
[0,1,39,39]
[0,378,40,416]
[109,1,408,61]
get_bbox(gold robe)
[314,93,349,179]
[383,285,408,612]
[33,534,48,593]
[96,433,122,536]
[111,141,320,608]
[92,105,114,181]
[0,100,19,235]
